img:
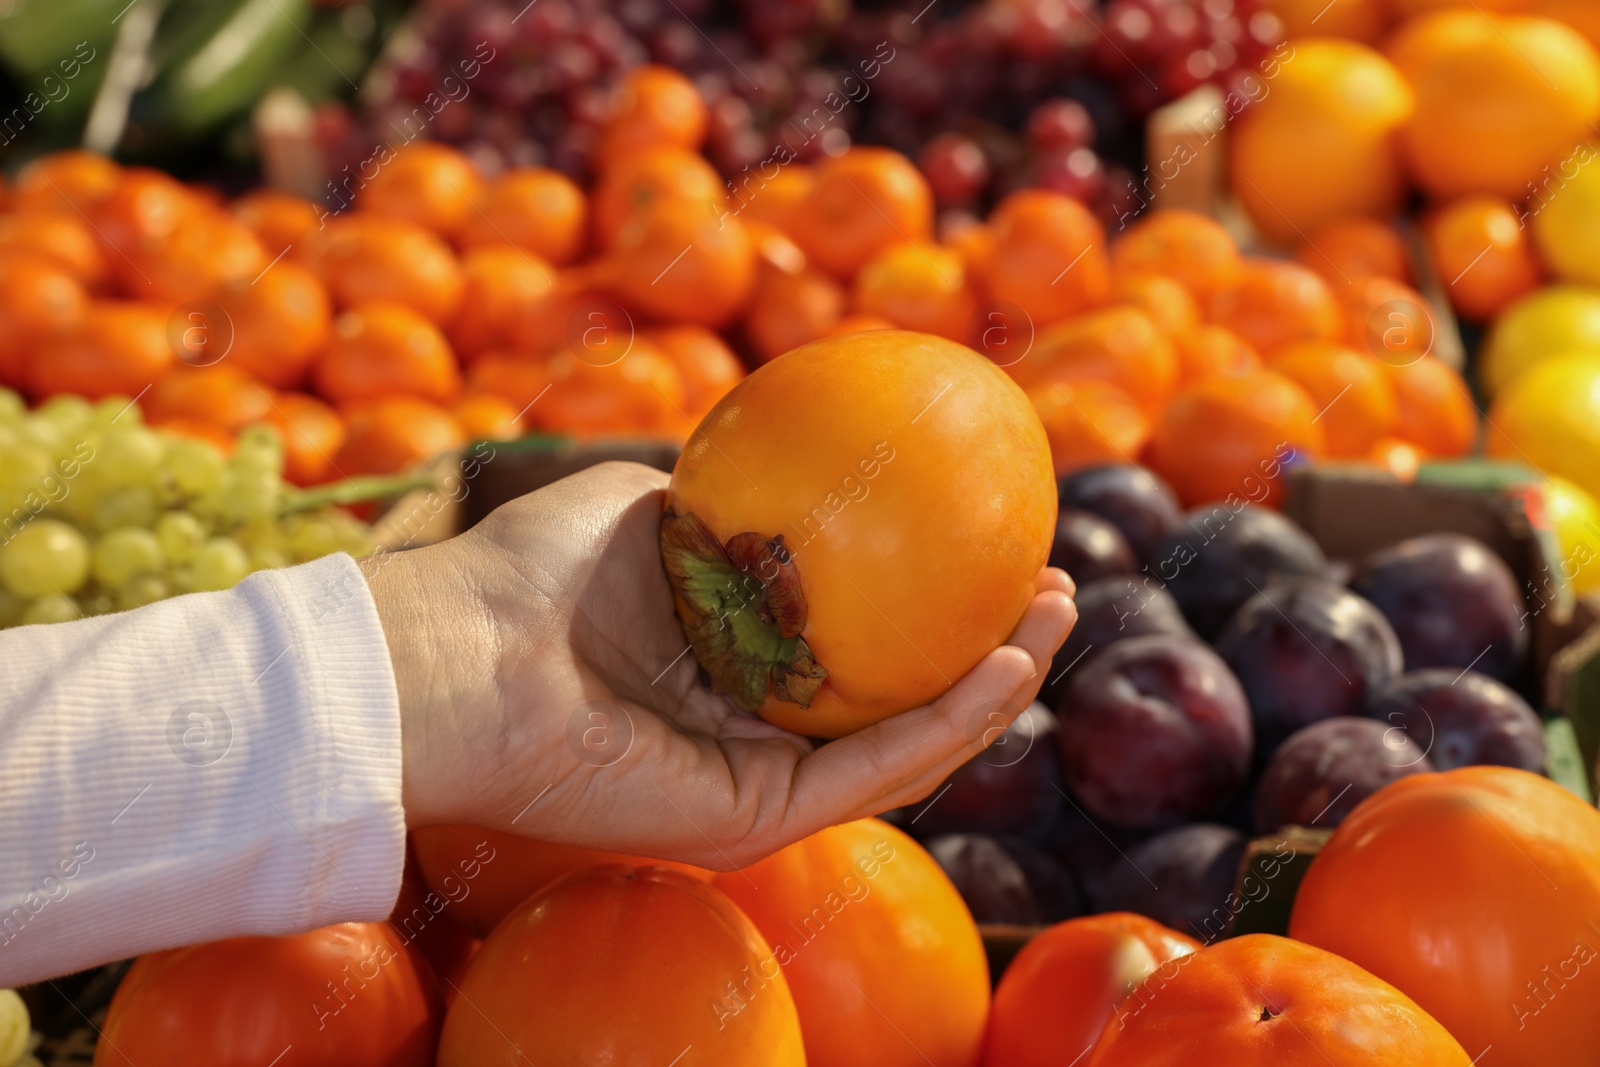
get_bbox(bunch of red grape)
[331,0,1283,226]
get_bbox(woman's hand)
[363,461,1076,870]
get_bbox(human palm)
[368,461,1075,871]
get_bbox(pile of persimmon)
[0,61,1478,505]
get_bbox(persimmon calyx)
[660,509,828,713]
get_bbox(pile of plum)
[894,465,1546,939]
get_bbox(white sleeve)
[0,552,406,987]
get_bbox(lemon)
[1532,142,1600,286]
[1480,285,1600,397]
[1544,475,1600,594]
[1486,352,1600,499]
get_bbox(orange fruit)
[791,148,934,278]
[1174,325,1262,382]
[219,261,333,390]
[1014,305,1179,414]
[1342,276,1439,365]
[1231,40,1414,242]
[600,206,756,328]
[360,141,485,242]
[465,352,551,412]
[1028,379,1150,475]
[534,340,686,437]
[1393,0,1533,11]
[1208,257,1343,358]
[144,364,273,432]
[451,393,524,441]
[745,264,846,363]
[595,64,709,166]
[853,242,975,340]
[590,146,726,250]
[1387,11,1600,199]
[1111,209,1240,304]
[1533,0,1600,51]
[1424,196,1543,321]
[1272,0,1392,40]
[133,209,268,302]
[1294,216,1412,292]
[302,214,464,325]
[1110,270,1200,337]
[714,820,989,1067]
[732,163,814,236]
[1147,369,1325,507]
[0,212,106,289]
[1378,357,1478,456]
[0,252,86,387]
[336,396,465,476]
[459,166,586,265]
[230,190,322,257]
[448,245,556,361]
[314,302,462,405]
[642,324,745,424]
[11,150,120,215]
[1370,436,1426,480]
[984,189,1112,327]
[30,300,173,401]
[1268,341,1399,457]
[824,312,897,335]
[261,391,345,486]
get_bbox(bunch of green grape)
[0,989,36,1067]
[0,390,374,629]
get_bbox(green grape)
[92,486,158,532]
[0,447,51,501]
[20,593,81,625]
[92,528,164,588]
[249,546,290,571]
[82,592,117,616]
[0,987,30,1066]
[15,417,61,454]
[218,469,280,524]
[90,395,137,428]
[164,438,225,498]
[0,388,24,421]
[284,515,340,562]
[97,424,163,486]
[191,537,250,591]
[232,425,285,475]
[168,565,195,593]
[118,574,170,610]
[0,588,23,627]
[0,519,89,598]
[36,394,91,435]
[155,511,208,563]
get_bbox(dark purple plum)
[1092,823,1247,944]
[1057,463,1183,564]
[1039,575,1194,707]
[1365,668,1545,772]
[1214,577,1404,753]
[1254,716,1433,833]
[1348,533,1529,681]
[925,833,1084,925]
[1152,504,1328,639]
[1048,508,1138,585]
[1040,801,1151,908]
[912,703,1064,838]
[1057,635,1253,829]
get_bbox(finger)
[1038,565,1075,600]
[785,588,1076,835]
